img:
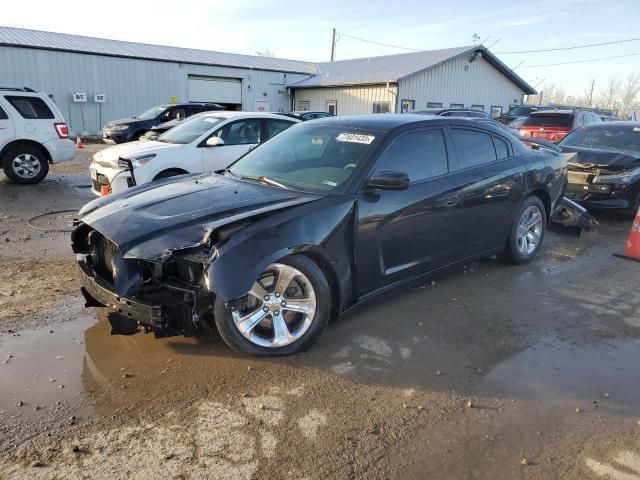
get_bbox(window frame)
[0,104,8,120]
[449,126,514,172]
[400,99,415,113]
[490,106,503,118]
[201,117,262,147]
[372,101,392,114]
[297,100,310,111]
[427,102,443,108]
[4,95,54,120]
[471,104,485,112]
[450,103,465,108]
[262,118,296,141]
[366,127,451,187]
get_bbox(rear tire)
[506,196,547,265]
[214,255,331,356]
[2,144,49,184]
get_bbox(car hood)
[559,145,640,171]
[105,117,141,127]
[151,119,180,131]
[92,140,185,166]
[76,173,321,261]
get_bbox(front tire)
[214,255,331,356]
[507,196,546,265]
[2,145,49,184]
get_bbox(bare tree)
[541,83,567,105]
[619,71,640,118]
[255,49,276,58]
[596,75,621,110]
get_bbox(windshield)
[522,115,572,128]
[136,106,165,120]
[158,116,224,144]
[229,125,379,192]
[506,106,533,116]
[560,126,640,155]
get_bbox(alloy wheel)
[516,205,543,256]
[11,153,42,179]
[231,263,317,348]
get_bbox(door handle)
[443,194,459,207]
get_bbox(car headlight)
[110,125,129,131]
[593,165,640,186]
[131,153,156,168]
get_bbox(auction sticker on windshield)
[336,133,375,144]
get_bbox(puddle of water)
[0,316,96,419]
[480,337,640,416]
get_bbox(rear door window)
[451,129,497,169]
[5,96,54,119]
[493,136,510,159]
[373,129,448,183]
[265,119,295,140]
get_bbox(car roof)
[577,121,640,129]
[200,111,301,121]
[530,110,576,116]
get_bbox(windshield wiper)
[240,175,289,189]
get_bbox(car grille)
[568,171,592,185]
[88,230,117,282]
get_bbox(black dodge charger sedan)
[558,122,640,215]
[72,115,566,356]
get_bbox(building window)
[427,102,443,108]
[373,101,392,114]
[400,99,415,113]
[490,106,502,118]
[471,104,485,111]
[298,100,310,111]
[326,100,337,116]
[450,103,464,108]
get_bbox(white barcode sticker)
[336,133,375,144]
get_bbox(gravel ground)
[0,145,639,479]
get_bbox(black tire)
[214,255,331,356]
[506,195,547,265]
[153,169,187,181]
[132,131,146,141]
[2,144,49,184]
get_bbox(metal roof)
[0,26,318,74]
[289,45,536,94]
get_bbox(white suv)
[0,87,74,184]
[89,111,298,195]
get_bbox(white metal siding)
[397,54,525,113]
[0,46,310,134]
[187,76,242,104]
[293,84,397,116]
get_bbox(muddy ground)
[0,146,639,479]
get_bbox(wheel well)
[153,168,189,180]
[528,189,551,221]
[0,140,51,164]
[301,251,341,321]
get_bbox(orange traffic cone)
[75,137,84,149]
[99,185,109,196]
[613,206,640,262]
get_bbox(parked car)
[600,115,620,122]
[0,86,74,184]
[102,103,223,144]
[497,105,541,125]
[73,114,566,356]
[518,109,601,143]
[408,108,489,118]
[279,111,333,121]
[90,112,298,195]
[558,122,640,214]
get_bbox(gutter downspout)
[386,82,398,112]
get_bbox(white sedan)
[89,111,299,195]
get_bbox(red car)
[519,109,601,143]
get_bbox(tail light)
[54,122,69,139]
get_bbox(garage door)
[187,76,242,105]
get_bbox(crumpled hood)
[77,173,321,260]
[559,145,640,171]
[92,140,185,167]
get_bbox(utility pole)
[588,79,595,107]
[330,28,336,62]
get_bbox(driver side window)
[214,119,261,145]
[373,129,449,183]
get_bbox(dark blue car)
[101,103,223,144]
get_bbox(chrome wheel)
[231,263,317,348]
[11,153,42,179]
[516,205,543,256]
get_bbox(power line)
[337,31,423,52]
[519,51,640,68]
[495,36,640,54]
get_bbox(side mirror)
[367,171,410,190]
[206,136,225,147]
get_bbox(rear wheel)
[2,145,49,184]
[507,196,546,264]
[214,255,331,356]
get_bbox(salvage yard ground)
[0,146,639,479]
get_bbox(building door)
[188,75,242,109]
[326,100,337,116]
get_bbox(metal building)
[0,27,316,135]
[0,27,535,135]
[290,46,536,117]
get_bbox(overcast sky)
[3,0,639,97]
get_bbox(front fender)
[207,196,357,308]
